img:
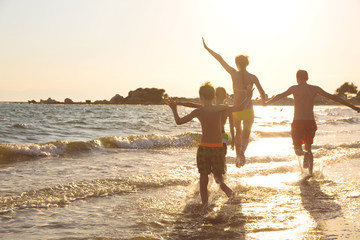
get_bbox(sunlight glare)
[214,0,304,37]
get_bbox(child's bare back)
[196,106,224,144]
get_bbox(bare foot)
[235,153,246,168]
[226,189,234,198]
[239,153,246,167]
[235,156,241,168]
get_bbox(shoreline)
[1,101,359,106]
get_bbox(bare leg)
[220,182,233,198]
[304,144,313,175]
[294,145,305,156]
[213,174,233,197]
[234,119,242,167]
[239,115,254,166]
[200,173,209,205]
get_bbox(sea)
[0,103,359,240]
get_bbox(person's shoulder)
[249,72,257,77]
[230,69,241,77]
[190,107,203,115]
[209,104,228,112]
[288,85,298,91]
[248,72,258,80]
[306,84,323,92]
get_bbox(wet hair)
[235,55,249,70]
[215,87,227,102]
[199,82,215,101]
[296,69,308,81]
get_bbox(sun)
[213,0,304,37]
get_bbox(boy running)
[167,82,252,207]
[178,87,235,166]
[266,70,360,176]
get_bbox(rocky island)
[27,82,360,106]
[28,88,169,105]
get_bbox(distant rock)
[64,98,74,104]
[28,100,36,104]
[40,98,60,104]
[109,94,124,104]
[125,88,166,104]
[93,100,109,104]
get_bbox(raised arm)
[166,97,199,125]
[266,86,294,105]
[203,38,236,75]
[315,87,360,112]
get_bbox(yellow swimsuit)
[232,87,254,121]
[233,109,254,121]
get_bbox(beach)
[0,104,359,240]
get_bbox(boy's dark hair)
[199,82,215,100]
[215,87,227,101]
[296,69,308,81]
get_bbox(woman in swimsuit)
[202,38,266,167]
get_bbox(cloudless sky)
[1,0,360,101]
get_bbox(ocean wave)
[321,117,359,125]
[0,173,192,214]
[313,141,360,150]
[253,131,290,138]
[0,133,201,163]
[258,120,291,126]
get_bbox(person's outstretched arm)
[315,87,360,112]
[265,87,294,105]
[253,76,267,105]
[177,102,201,108]
[202,38,236,75]
[166,97,199,125]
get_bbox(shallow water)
[0,104,360,239]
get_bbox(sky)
[1,0,360,102]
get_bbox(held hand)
[261,94,267,106]
[354,106,360,113]
[165,97,178,110]
[231,139,235,150]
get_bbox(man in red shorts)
[266,70,360,176]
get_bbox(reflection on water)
[1,105,360,239]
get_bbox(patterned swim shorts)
[196,145,226,176]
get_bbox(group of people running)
[167,38,360,208]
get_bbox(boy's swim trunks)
[291,120,317,145]
[233,109,254,121]
[221,132,230,155]
[196,145,225,176]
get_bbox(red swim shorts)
[291,120,317,146]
